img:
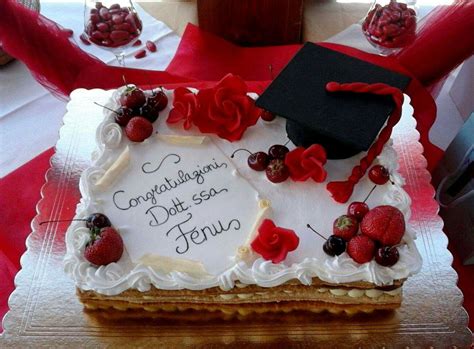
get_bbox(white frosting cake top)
[64,88,422,295]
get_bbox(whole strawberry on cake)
[64,43,422,316]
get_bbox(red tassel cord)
[325,82,404,204]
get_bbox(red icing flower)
[285,144,327,182]
[167,87,198,130]
[193,74,260,142]
[250,219,299,264]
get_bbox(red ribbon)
[325,81,404,203]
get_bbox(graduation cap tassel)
[325,82,404,203]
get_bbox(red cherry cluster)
[85,2,142,48]
[362,0,416,49]
[113,85,168,142]
[231,144,290,183]
[309,165,402,267]
[314,205,403,267]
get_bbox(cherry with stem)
[348,165,394,221]
[307,224,346,256]
[231,148,269,172]
[94,102,120,115]
[40,213,111,229]
[94,101,133,126]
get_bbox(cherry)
[119,86,146,109]
[268,144,289,160]
[93,102,133,127]
[248,152,270,171]
[114,106,134,126]
[347,202,370,222]
[369,165,390,185]
[231,148,269,172]
[260,110,276,122]
[323,236,347,257]
[39,213,112,229]
[140,99,159,123]
[346,180,379,222]
[86,213,112,229]
[265,159,290,183]
[375,246,399,267]
[307,224,346,256]
[149,88,168,111]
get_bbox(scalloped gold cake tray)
[0,96,471,348]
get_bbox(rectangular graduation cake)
[64,44,422,316]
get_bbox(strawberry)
[125,116,153,142]
[333,214,359,241]
[360,205,405,246]
[347,235,375,264]
[84,227,123,266]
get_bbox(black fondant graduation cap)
[256,43,411,159]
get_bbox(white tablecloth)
[1,3,472,178]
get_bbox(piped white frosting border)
[64,88,422,296]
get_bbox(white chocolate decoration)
[95,145,130,190]
[156,134,208,145]
[236,199,272,262]
[138,254,210,276]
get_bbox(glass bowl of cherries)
[362,0,417,55]
[83,0,142,65]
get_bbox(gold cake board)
[0,94,471,347]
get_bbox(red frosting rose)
[193,74,260,142]
[250,219,299,264]
[285,144,327,182]
[167,87,198,130]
